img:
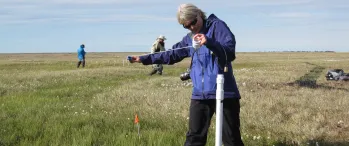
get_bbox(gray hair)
[177,3,206,24]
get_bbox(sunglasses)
[183,17,198,29]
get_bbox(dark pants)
[149,64,163,75]
[184,98,244,146]
[77,59,85,68]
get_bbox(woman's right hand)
[128,56,141,63]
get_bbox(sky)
[0,0,348,53]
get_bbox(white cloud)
[1,0,348,27]
[269,12,313,18]
[0,0,173,6]
[0,0,178,24]
[228,0,349,8]
[237,0,313,7]
[77,14,175,23]
[0,13,175,24]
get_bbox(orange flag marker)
[134,114,139,124]
[134,113,140,137]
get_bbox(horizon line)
[0,51,345,54]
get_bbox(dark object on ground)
[180,68,191,81]
[326,69,349,81]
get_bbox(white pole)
[215,74,224,146]
[137,123,140,138]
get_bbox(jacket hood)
[205,14,219,28]
[199,14,219,33]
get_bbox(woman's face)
[182,15,203,33]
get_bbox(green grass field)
[1,52,349,146]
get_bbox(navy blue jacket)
[140,14,240,99]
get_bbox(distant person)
[149,35,166,75]
[77,44,86,68]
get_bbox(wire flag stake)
[134,113,140,138]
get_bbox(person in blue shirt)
[128,3,243,146]
[77,44,86,68]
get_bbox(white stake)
[137,123,140,138]
[215,74,224,146]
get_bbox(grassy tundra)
[0,52,348,146]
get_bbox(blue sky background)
[0,0,348,53]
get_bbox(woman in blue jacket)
[129,3,243,146]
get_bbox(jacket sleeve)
[140,48,190,65]
[205,21,236,63]
[172,35,190,49]
[140,36,190,65]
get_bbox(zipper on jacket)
[202,67,204,97]
[195,51,205,98]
